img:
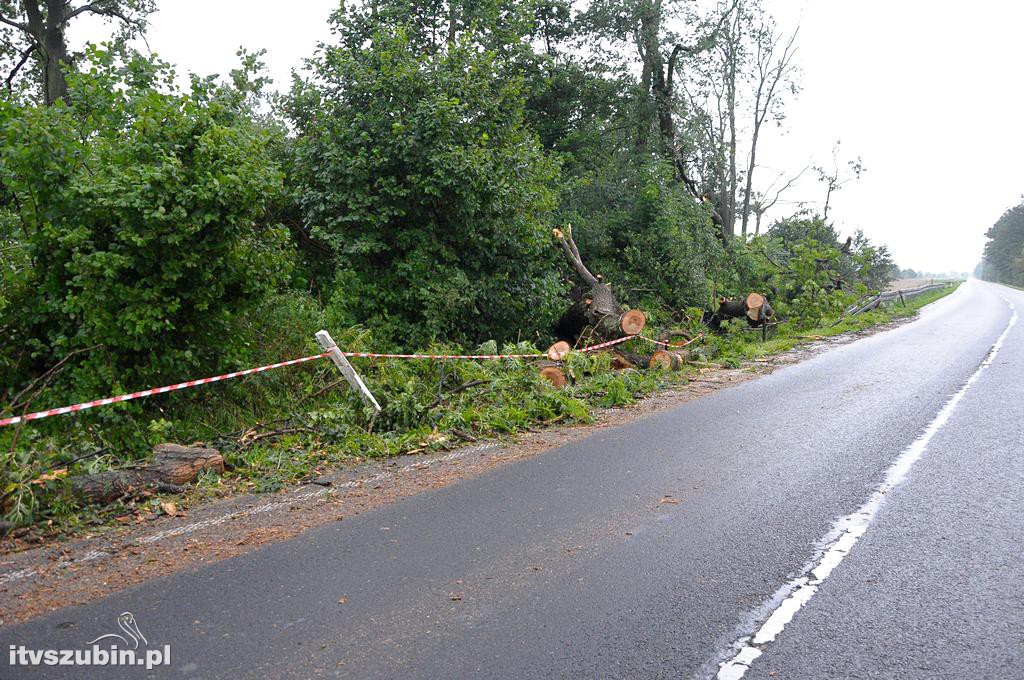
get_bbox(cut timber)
[619,309,647,335]
[648,350,684,370]
[539,365,567,388]
[552,224,647,344]
[547,340,571,361]
[745,292,766,321]
[69,444,224,505]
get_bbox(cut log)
[710,292,775,331]
[648,350,682,370]
[619,309,647,335]
[69,444,224,505]
[547,340,571,361]
[539,365,567,388]
[745,292,766,321]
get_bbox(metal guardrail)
[843,282,953,318]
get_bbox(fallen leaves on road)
[659,496,681,505]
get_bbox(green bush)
[288,25,565,348]
[562,159,723,315]
[0,48,291,400]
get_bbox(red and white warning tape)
[1,332,702,428]
[341,350,543,360]
[635,332,704,349]
[0,352,331,428]
[575,335,637,352]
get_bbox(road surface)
[2,279,1021,679]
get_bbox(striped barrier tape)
[342,350,544,360]
[636,333,704,349]
[1,333,682,428]
[0,352,332,428]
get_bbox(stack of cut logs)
[540,224,780,387]
[541,224,701,387]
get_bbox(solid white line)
[714,299,1018,680]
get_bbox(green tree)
[0,48,290,397]
[288,21,564,346]
[0,0,153,104]
[982,200,1024,287]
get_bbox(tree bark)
[42,0,69,105]
[69,444,224,505]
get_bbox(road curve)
[1,280,1020,679]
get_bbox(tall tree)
[0,0,152,104]
[738,16,797,237]
[981,200,1024,287]
[579,0,733,231]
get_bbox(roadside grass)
[1,284,958,540]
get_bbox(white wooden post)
[315,330,381,412]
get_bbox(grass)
[1,283,959,539]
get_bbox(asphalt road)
[2,280,1021,680]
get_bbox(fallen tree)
[69,444,224,505]
[551,224,646,345]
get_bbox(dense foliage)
[0,0,911,530]
[1,49,290,400]
[288,23,564,346]
[981,200,1024,287]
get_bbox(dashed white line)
[714,299,1018,680]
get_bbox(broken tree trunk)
[708,293,776,332]
[553,224,645,342]
[69,444,224,505]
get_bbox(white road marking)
[0,442,499,586]
[715,299,1018,680]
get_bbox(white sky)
[73,0,1024,274]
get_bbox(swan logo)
[88,612,148,649]
[7,611,171,670]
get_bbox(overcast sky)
[74,0,1024,274]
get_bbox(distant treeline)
[980,200,1024,287]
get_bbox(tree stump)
[539,365,568,388]
[546,340,571,361]
[69,444,224,505]
[647,350,689,370]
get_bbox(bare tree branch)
[5,42,37,91]
[64,1,129,24]
[0,13,29,32]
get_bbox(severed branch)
[553,224,598,286]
